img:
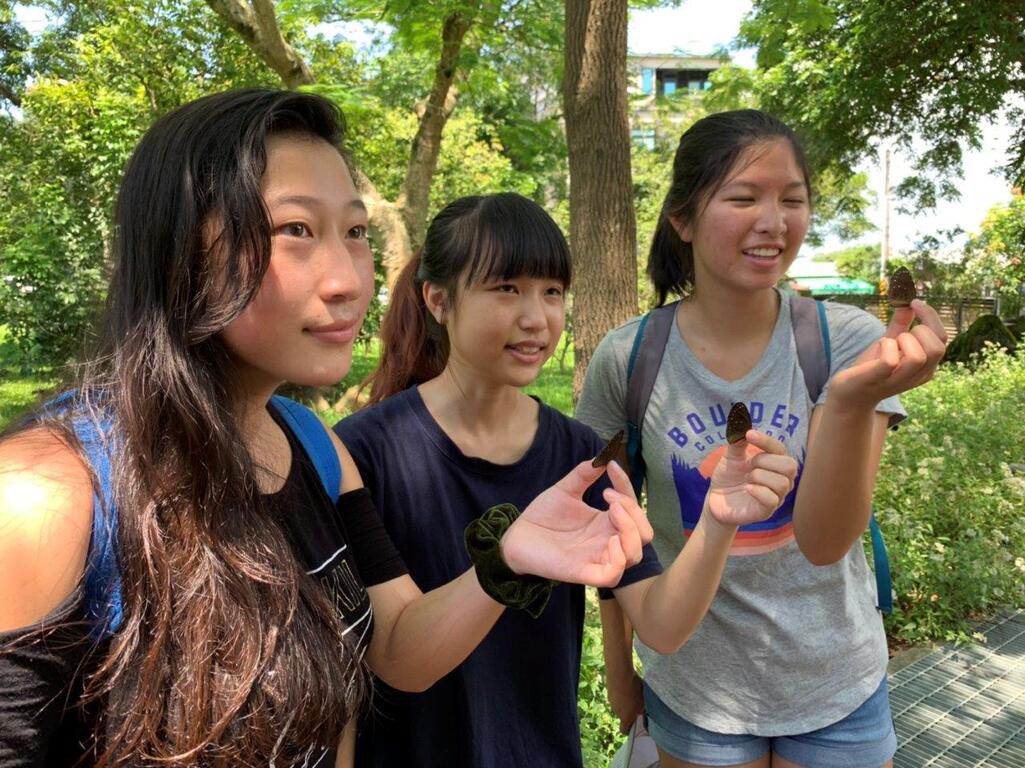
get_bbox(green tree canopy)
[738,0,1025,210]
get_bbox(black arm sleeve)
[0,587,94,767]
[337,488,408,588]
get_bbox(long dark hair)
[366,192,571,403]
[648,109,812,305]
[15,89,367,765]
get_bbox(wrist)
[498,526,525,576]
[698,504,739,540]
[465,504,555,618]
[823,394,878,424]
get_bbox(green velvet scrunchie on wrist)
[464,503,556,619]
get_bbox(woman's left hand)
[706,431,798,527]
[500,460,653,588]
[829,299,948,410]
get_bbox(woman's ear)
[422,281,447,325]
[669,215,693,244]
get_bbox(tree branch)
[395,10,474,249]
[204,0,313,88]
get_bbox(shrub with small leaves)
[875,344,1025,645]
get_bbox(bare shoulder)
[326,428,365,493]
[0,429,94,631]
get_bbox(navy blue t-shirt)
[334,387,660,768]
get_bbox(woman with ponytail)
[576,110,948,768]
[0,91,653,768]
[335,192,798,768]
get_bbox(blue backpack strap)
[270,395,341,501]
[40,392,124,639]
[868,515,893,613]
[790,296,892,614]
[624,302,678,497]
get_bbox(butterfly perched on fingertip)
[726,402,752,445]
[592,429,625,468]
[888,266,916,308]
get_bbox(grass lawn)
[0,376,56,430]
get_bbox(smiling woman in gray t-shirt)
[577,110,948,768]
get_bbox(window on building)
[654,67,715,96]
[631,129,656,150]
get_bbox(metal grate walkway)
[890,610,1025,767]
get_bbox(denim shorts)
[642,676,897,768]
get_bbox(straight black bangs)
[460,193,572,289]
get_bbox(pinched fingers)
[743,429,787,456]
[746,467,794,500]
[603,469,654,545]
[744,483,783,512]
[910,322,947,360]
[556,460,607,497]
[606,459,638,502]
[884,305,915,339]
[588,534,627,588]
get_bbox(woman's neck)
[681,283,781,344]
[418,365,539,464]
[236,379,292,493]
[677,284,782,382]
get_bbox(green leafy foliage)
[876,345,1025,645]
[814,243,882,287]
[0,2,29,107]
[577,594,622,767]
[962,193,1025,317]
[0,0,277,368]
[739,0,1025,209]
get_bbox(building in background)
[627,53,723,148]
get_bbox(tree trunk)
[206,0,479,288]
[355,169,413,289]
[395,11,472,252]
[563,0,637,400]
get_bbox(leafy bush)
[578,593,623,767]
[876,344,1025,645]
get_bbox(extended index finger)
[555,460,606,497]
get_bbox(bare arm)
[793,300,947,565]
[792,406,890,565]
[599,597,644,733]
[0,431,93,632]
[610,432,795,654]
[330,434,644,693]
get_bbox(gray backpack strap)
[790,295,830,403]
[625,302,678,428]
[624,302,678,496]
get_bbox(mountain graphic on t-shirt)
[670,448,804,556]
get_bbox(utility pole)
[880,147,892,289]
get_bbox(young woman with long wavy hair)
[0,89,651,767]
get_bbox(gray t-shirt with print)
[575,290,906,736]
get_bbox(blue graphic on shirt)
[666,400,804,542]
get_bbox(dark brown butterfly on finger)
[592,429,625,468]
[888,266,916,308]
[726,402,752,445]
